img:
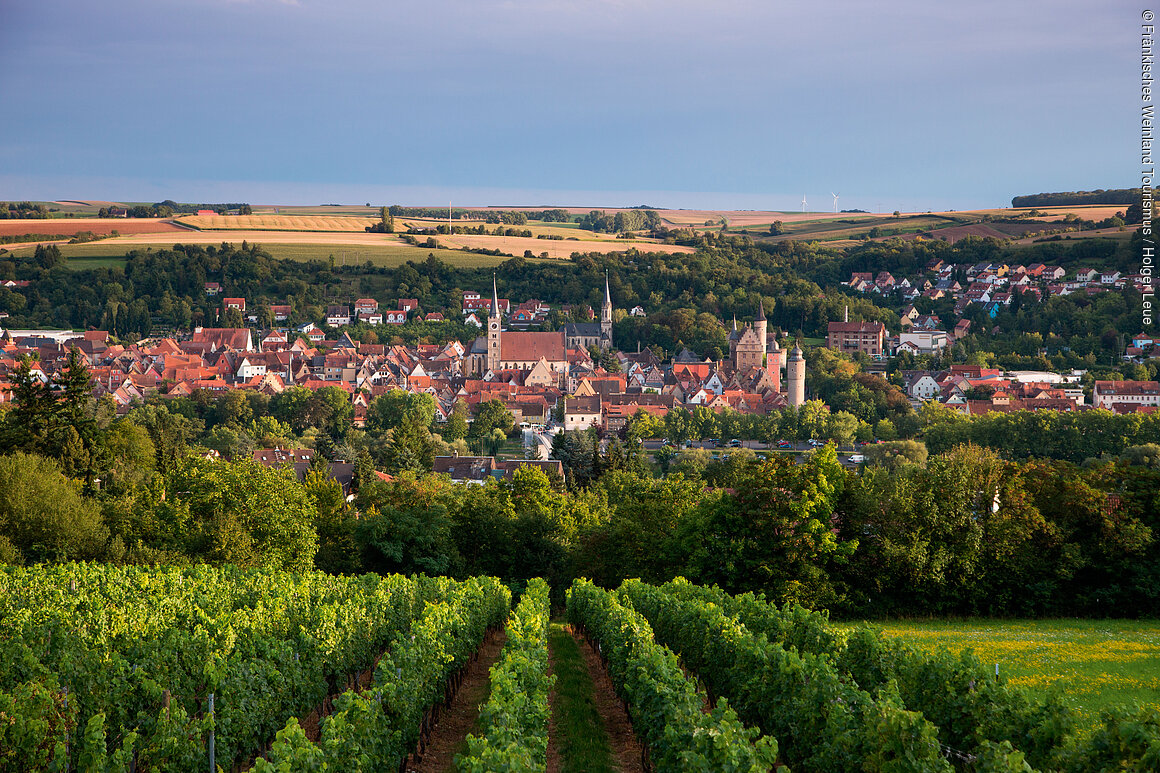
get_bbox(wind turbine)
[831,192,840,213]
[801,195,807,213]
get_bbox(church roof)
[563,322,603,336]
[501,331,566,362]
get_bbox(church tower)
[600,271,613,349]
[787,342,805,407]
[487,274,502,373]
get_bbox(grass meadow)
[871,619,1160,716]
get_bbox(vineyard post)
[208,693,215,773]
[62,685,69,766]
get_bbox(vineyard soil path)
[563,623,646,773]
[406,627,507,773]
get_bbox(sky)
[0,0,1139,211]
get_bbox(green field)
[3,239,561,270]
[872,619,1160,715]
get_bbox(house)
[425,312,445,322]
[326,305,351,326]
[205,282,222,296]
[562,395,602,431]
[433,455,500,485]
[399,299,419,313]
[358,311,384,325]
[1092,380,1160,411]
[898,330,948,354]
[384,310,408,324]
[270,305,291,322]
[902,371,941,400]
[189,327,254,352]
[354,298,379,315]
[223,297,246,312]
[827,320,886,356]
[630,305,646,317]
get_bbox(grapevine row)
[0,565,449,771]
[566,579,781,772]
[644,577,1160,772]
[616,578,959,772]
[456,577,554,773]
[254,575,511,772]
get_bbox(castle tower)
[754,299,768,362]
[767,336,782,394]
[487,274,502,373]
[601,271,613,348]
[787,342,805,407]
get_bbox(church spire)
[600,270,613,348]
[756,298,766,321]
[491,273,500,319]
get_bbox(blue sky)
[0,0,1137,211]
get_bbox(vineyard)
[2,566,1158,772]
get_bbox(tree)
[164,456,318,572]
[683,447,854,607]
[0,452,108,562]
[222,307,245,328]
[470,399,515,439]
[1,359,56,456]
[443,399,469,441]
[369,390,435,432]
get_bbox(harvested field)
[439,234,694,259]
[962,205,1131,222]
[2,235,547,270]
[179,214,377,231]
[398,217,625,241]
[661,210,875,227]
[0,218,183,237]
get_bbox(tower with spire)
[600,271,613,349]
[754,299,767,357]
[487,273,502,373]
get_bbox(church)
[467,276,586,381]
[562,273,614,351]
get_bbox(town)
[2,251,1156,490]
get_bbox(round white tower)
[787,342,805,407]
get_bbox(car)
[848,453,865,463]
[728,438,742,447]
[807,438,823,447]
[777,440,792,449]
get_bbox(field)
[178,214,377,231]
[1,237,542,270]
[0,217,183,238]
[439,233,694,259]
[874,618,1160,715]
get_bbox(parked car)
[848,453,865,463]
[777,439,792,449]
[728,438,742,447]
